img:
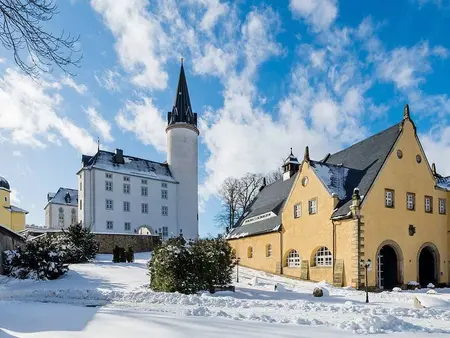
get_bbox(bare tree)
[237,173,263,213]
[215,177,242,231]
[265,169,282,185]
[0,0,81,77]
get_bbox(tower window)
[161,205,168,216]
[141,203,148,214]
[141,186,148,196]
[106,221,113,229]
[162,182,168,188]
[123,183,130,194]
[105,181,113,191]
[106,199,113,210]
[123,201,130,212]
[124,176,130,182]
[161,189,168,199]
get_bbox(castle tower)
[166,59,199,240]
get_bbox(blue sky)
[1,0,450,236]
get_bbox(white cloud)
[91,0,169,90]
[12,150,22,157]
[10,188,20,204]
[115,97,166,153]
[61,76,88,94]
[85,106,114,143]
[0,68,97,154]
[188,0,229,31]
[421,127,450,175]
[95,69,121,92]
[289,0,338,31]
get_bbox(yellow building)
[0,176,28,232]
[228,105,449,290]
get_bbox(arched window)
[315,247,332,266]
[58,207,64,228]
[247,246,253,258]
[266,244,272,257]
[286,250,300,267]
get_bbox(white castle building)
[44,188,78,229]
[77,61,199,240]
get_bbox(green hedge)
[148,236,233,294]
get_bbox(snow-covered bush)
[148,236,233,294]
[60,222,99,263]
[2,236,68,280]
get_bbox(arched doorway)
[137,225,154,235]
[418,243,439,287]
[376,241,403,290]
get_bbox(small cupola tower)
[282,148,300,181]
[166,59,199,240]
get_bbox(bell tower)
[166,59,199,240]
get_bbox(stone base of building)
[94,233,160,254]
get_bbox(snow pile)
[339,315,428,334]
[392,287,402,292]
[427,283,435,289]
[427,289,438,295]
[249,277,261,286]
[274,283,286,292]
[414,295,450,309]
[407,281,420,286]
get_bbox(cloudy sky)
[1,0,450,236]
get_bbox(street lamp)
[235,257,241,283]
[360,258,372,303]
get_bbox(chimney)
[115,149,124,164]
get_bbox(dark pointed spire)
[167,58,197,127]
[304,146,310,163]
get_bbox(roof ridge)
[326,122,401,161]
[95,150,168,166]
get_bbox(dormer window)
[64,192,71,204]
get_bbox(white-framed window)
[124,176,130,182]
[141,186,148,196]
[123,201,130,212]
[286,250,300,267]
[385,189,394,208]
[308,198,317,215]
[314,247,333,266]
[106,199,113,210]
[162,226,168,238]
[141,179,147,185]
[105,181,113,191]
[124,222,131,231]
[80,199,82,210]
[247,246,253,258]
[161,189,168,199]
[106,173,112,179]
[266,244,272,257]
[439,198,446,215]
[123,183,130,194]
[162,182,168,188]
[141,203,148,214]
[161,205,168,216]
[294,203,301,218]
[106,221,113,229]
[80,181,82,191]
[406,192,415,210]
[58,209,64,228]
[425,196,433,213]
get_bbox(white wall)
[81,168,178,237]
[45,203,78,229]
[167,126,199,240]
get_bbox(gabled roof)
[436,176,450,190]
[80,150,176,182]
[47,188,78,207]
[4,205,28,214]
[323,122,402,217]
[227,173,298,239]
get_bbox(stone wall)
[0,225,26,274]
[94,233,160,254]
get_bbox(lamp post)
[360,258,372,303]
[235,257,241,283]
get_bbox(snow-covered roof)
[8,205,28,213]
[436,176,450,191]
[0,176,10,191]
[310,161,351,200]
[47,188,78,207]
[80,150,176,183]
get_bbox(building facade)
[228,105,450,289]
[77,61,199,240]
[0,176,28,232]
[45,188,78,229]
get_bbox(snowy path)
[1,253,450,336]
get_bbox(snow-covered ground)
[1,252,450,337]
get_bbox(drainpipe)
[279,225,283,275]
[332,219,336,278]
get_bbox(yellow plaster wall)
[0,190,11,228]
[335,218,358,287]
[281,163,335,283]
[228,232,281,274]
[11,212,26,232]
[361,119,448,287]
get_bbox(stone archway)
[417,243,440,287]
[137,225,154,235]
[376,240,404,290]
